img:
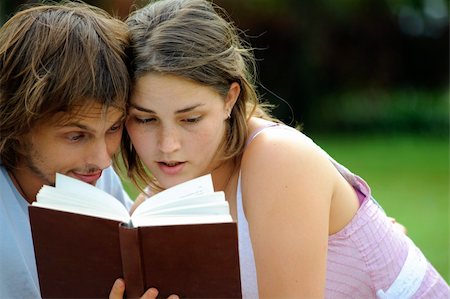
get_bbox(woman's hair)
[124,0,277,189]
[0,1,130,170]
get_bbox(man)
[0,2,132,297]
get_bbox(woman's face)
[126,73,237,189]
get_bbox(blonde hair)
[123,0,277,189]
[0,1,130,170]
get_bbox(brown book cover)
[29,206,242,299]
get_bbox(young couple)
[1,0,448,298]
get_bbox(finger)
[141,287,159,299]
[109,278,125,299]
[167,294,180,299]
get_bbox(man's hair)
[0,1,130,170]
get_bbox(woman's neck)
[211,159,238,193]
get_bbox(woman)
[121,0,450,297]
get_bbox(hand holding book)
[109,278,180,299]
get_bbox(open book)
[29,174,241,298]
[33,173,233,227]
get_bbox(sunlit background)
[1,0,448,281]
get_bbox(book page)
[33,174,130,223]
[131,192,231,227]
[131,174,233,227]
[132,214,233,227]
[132,174,215,216]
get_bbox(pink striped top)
[236,125,450,298]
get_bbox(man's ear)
[14,134,29,156]
[224,82,241,113]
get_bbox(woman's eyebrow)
[129,103,204,114]
[129,103,155,113]
[175,103,204,114]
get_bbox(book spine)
[118,224,145,298]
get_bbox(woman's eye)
[183,116,201,123]
[135,116,156,124]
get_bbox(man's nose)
[86,139,112,170]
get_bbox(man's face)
[16,103,124,200]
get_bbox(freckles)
[133,137,146,149]
[194,131,215,143]
[199,132,223,151]
[136,133,155,152]
[130,129,147,141]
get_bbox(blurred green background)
[2,0,448,281]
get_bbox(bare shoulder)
[242,120,333,178]
[240,120,338,212]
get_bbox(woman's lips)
[158,161,185,175]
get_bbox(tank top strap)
[245,123,281,147]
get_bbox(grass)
[121,133,449,282]
[311,133,449,282]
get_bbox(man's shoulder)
[0,164,12,198]
[97,166,132,209]
[97,166,119,185]
[96,166,123,193]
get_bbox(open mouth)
[157,161,185,175]
[160,161,182,167]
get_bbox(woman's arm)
[240,129,338,298]
[129,191,148,215]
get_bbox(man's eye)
[67,133,84,141]
[109,123,123,133]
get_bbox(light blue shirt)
[0,165,133,298]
